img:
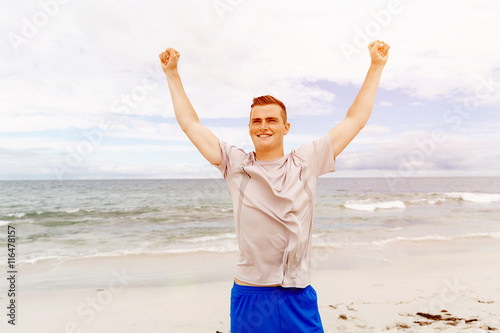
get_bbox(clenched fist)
[159,48,180,75]
[368,40,390,66]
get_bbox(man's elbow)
[358,121,367,131]
[345,116,367,132]
[180,121,200,135]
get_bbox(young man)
[159,40,390,332]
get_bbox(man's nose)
[259,121,268,130]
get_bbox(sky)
[1,0,499,180]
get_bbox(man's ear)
[284,122,290,135]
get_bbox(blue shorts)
[230,282,324,333]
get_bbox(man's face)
[249,104,290,153]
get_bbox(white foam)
[183,233,236,243]
[84,243,240,257]
[6,213,26,218]
[17,255,69,265]
[65,208,81,213]
[14,242,241,266]
[344,200,406,212]
[165,244,239,254]
[445,192,500,203]
[97,244,240,256]
[371,232,500,246]
[312,232,500,250]
[409,197,446,205]
[426,198,446,205]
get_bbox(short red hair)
[250,95,287,124]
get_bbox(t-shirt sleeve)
[214,139,248,180]
[294,133,336,177]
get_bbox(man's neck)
[254,148,285,161]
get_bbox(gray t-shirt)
[216,133,335,287]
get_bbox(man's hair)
[250,95,287,124]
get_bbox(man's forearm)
[345,64,385,128]
[165,70,200,132]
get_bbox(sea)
[1,177,499,291]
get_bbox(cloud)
[1,0,499,179]
[359,124,391,136]
[338,129,500,175]
[377,101,393,107]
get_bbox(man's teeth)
[258,135,271,137]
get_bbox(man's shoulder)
[221,141,251,156]
[219,140,253,168]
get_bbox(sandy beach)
[3,238,499,333]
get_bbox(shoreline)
[3,239,499,332]
[11,237,500,292]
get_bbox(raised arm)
[159,48,222,165]
[329,40,390,158]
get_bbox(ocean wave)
[164,244,239,254]
[342,191,500,211]
[371,232,500,246]
[0,206,165,223]
[313,232,500,249]
[16,255,70,265]
[408,197,446,205]
[370,232,500,246]
[95,244,239,256]
[3,212,26,219]
[13,244,241,266]
[0,221,10,227]
[182,233,236,243]
[1,209,89,221]
[344,200,406,212]
[445,192,500,204]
